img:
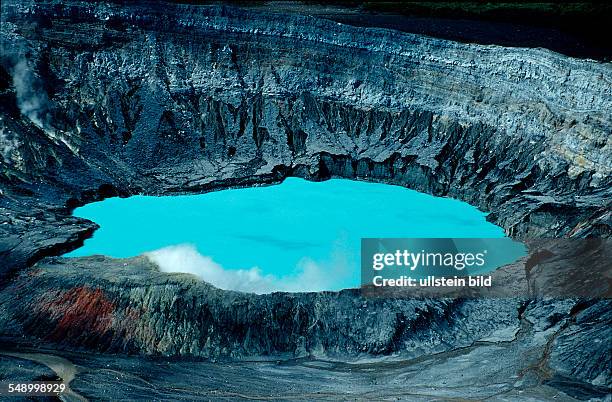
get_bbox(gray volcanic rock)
[0,355,58,383]
[0,0,610,400]
[548,300,612,389]
[0,1,610,278]
[0,257,610,399]
[5,341,607,401]
[0,256,519,359]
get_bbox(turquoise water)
[68,178,521,292]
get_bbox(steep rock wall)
[1,2,610,255]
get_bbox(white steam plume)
[0,126,20,162]
[11,58,51,130]
[146,243,353,294]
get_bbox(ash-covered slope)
[1,255,610,398]
[0,1,610,399]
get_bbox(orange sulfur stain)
[46,286,116,341]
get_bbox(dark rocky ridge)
[1,256,611,399]
[245,1,612,61]
[0,1,610,399]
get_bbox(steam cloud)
[146,244,352,294]
[0,127,20,162]
[11,58,52,130]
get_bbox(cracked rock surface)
[0,1,610,400]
